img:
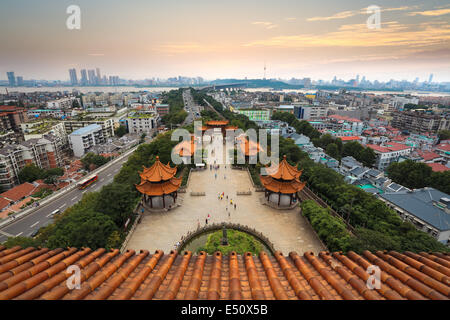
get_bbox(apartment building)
[294,105,329,120]
[155,104,169,116]
[0,106,29,131]
[69,124,106,157]
[46,97,77,109]
[236,108,271,121]
[126,112,159,134]
[21,120,68,147]
[391,111,450,134]
[366,141,413,171]
[0,135,64,189]
[63,118,115,139]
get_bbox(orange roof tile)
[265,155,302,180]
[139,156,177,182]
[0,183,37,202]
[0,247,449,300]
[135,177,182,196]
[260,176,306,194]
[426,163,450,172]
[0,197,10,211]
[206,120,229,126]
[340,136,361,141]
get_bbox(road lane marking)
[100,178,104,182]
[30,221,39,228]
[107,173,112,177]
[71,196,77,201]
[0,230,15,237]
[46,212,53,218]
[15,232,23,237]
[58,204,65,210]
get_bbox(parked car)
[30,229,39,238]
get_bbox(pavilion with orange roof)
[136,156,181,209]
[260,155,306,207]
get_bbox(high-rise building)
[80,69,88,85]
[16,76,24,86]
[429,74,434,83]
[88,69,96,85]
[6,72,15,86]
[68,68,78,85]
[96,68,101,84]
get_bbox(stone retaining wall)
[176,222,276,254]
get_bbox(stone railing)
[245,167,265,192]
[120,202,143,253]
[176,222,276,254]
[236,190,252,196]
[190,192,206,196]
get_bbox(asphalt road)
[182,89,201,125]
[0,149,137,243]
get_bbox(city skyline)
[0,0,449,81]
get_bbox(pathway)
[126,132,325,254]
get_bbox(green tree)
[438,130,450,141]
[199,230,263,255]
[95,183,137,227]
[386,160,432,189]
[3,236,41,249]
[46,209,118,249]
[359,147,376,167]
[429,171,450,194]
[115,125,127,137]
[342,141,364,159]
[81,152,110,170]
[325,143,340,159]
[18,164,44,183]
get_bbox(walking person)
[205,218,208,225]
[234,203,236,210]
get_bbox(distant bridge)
[199,83,247,90]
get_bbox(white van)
[50,209,61,217]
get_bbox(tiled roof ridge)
[139,156,177,182]
[0,246,449,300]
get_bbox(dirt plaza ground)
[126,133,325,254]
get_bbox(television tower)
[263,61,266,80]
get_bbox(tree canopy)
[386,160,450,194]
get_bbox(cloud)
[306,6,416,22]
[307,10,356,21]
[244,21,450,48]
[251,21,278,29]
[285,17,297,22]
[407,8,450,16]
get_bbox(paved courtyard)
[126,133,325,254]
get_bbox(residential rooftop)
[380,187,450,231]
[70,124,103,136]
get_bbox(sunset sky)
[0,0,449,82]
